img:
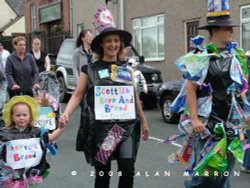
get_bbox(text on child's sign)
[34,107,56,130]
[6,138,43,169]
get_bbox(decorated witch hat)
[91,6,132,53]
[198,0,238,30]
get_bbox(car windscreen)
[58,40,76,60]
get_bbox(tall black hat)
[198,0,238,30]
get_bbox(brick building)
[122,0,250,81]
[23,0,250,81]
[24,0,72,54]
[24,0,72,35]
[71,0,250,81]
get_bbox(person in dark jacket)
[5,36,40,98]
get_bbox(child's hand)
[59,113,69,128]
[58,123,66,129]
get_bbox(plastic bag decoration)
[194,123,228,176]
[226,93,247,130]
[228,137,244,163]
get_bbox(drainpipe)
[119,0,124,29]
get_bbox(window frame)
[31,4,36,32]
[77,23,84,36]
[185,20,199,53]
[240,5,250,52]
[132,14,165,62]
[70,0,73,37]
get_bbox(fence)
[0,31,71,55]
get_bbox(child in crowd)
[128,58,148,96]
[0,95,65,187]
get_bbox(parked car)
[157,79,184,124]
[55,39,76,102]
[55,39,162,108]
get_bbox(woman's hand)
[192,118,205,133]
[33,83,40,90]
[141,122,149,141]
[11,84,20,91]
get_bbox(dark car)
[157,79,184,123]
[55,39,162,108]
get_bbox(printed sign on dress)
[94,85,136,120]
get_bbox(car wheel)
[58,77,70,103]
[161,95,180,124]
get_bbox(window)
[70,0,73,37]
[31,4,36,31]
[132,14,164,61]
[77,23,84,35]
[241,5,250,52]
[186,21,199,52]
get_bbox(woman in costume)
[59,6,149,188]
[168,0,250,187]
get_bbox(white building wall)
[4,17,25,36]
[0,1,17,28]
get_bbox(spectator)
[72,29,94,152]
[5,36,40,98]
[0,42,10,69]
[0,59,7,127]
[73,29,93,81]
[30,37,51,73]
[128,58,148,96]
[0,42,10,116]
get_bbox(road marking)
[148,136,182,148]
[71,171,77,176]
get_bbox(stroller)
[34,71,61,142]
[37,71,60,112]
